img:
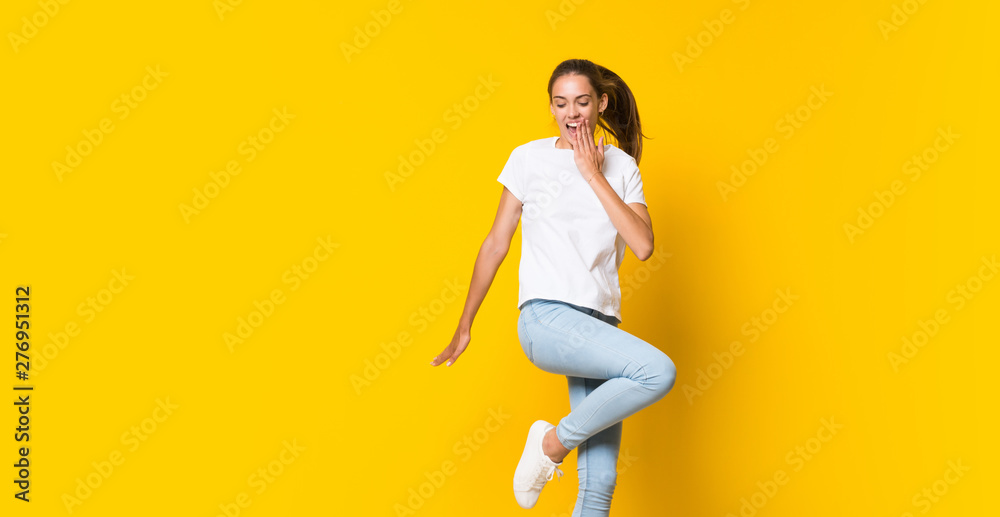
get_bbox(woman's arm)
[573,119,654,261]
[430,186,522,367]
[590,177,654,261]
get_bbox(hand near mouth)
[572,118,605,182]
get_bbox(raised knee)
[648,353,677,399]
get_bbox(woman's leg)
[518,298,677,451]
[568,376,622,517]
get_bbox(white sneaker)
[513,420,564,509]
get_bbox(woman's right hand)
[430,326,471,367]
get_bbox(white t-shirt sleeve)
[496,147,524,202]
[621,156,647,206]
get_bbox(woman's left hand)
[573,118,605,182]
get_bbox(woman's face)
[550,74,607,148]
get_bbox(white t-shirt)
[497,136,647,323]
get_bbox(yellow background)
[2,0,997,515]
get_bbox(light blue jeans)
[517,298,677,517]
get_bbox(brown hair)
[547,59,649,164]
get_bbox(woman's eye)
[557,105,565,108]
[580,103,589,107]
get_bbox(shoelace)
[529,460,564,489]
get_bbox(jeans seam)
[525,300,542,365]
[528,299,541,321]
[520,313,535,363]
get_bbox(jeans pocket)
[517,311,534,363]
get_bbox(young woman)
[429,58,677,516]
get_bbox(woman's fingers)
[441,346,465,367]
[571,118,604,179]
[585,120,595,156]
[430,344,453,366]
[581,119,598,172]
[430,331,469,367]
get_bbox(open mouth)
[566,121,579,138]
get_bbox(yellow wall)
[2,0,996,515]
